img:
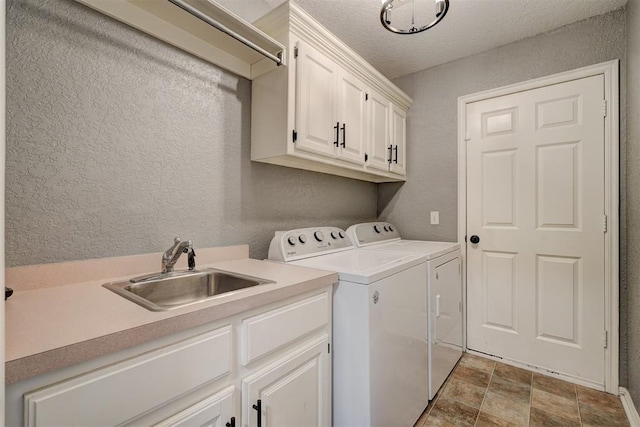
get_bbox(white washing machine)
[268,226,429,427]
[346,222,463,400]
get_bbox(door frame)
[457,60,620,393]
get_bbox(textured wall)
[5,0,377,267]
[380,9,628,382]
[626,0,640,411]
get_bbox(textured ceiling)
[216,0,627,79]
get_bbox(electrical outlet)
[430,211,439,225]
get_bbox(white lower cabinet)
[156,386,235,427]
[242,337,330,427]
[9,287,332,427]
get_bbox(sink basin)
[103,269,274,311]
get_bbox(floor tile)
[529,406,581,427]
[531,388,580,421]
[458,353,496,374]
[475,411,516,427]
[493,362,533,385]
[451,365,492,389]
[426,396,479,426]
[576,385,626,417]
[532,372,577,400]
[481,390,529,425]
[441,377,486,409]
[488,375,531,405]
[422,415,455,426]
[417,353,633,427]
[579,402,630,426]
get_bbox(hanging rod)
[167,0,284,66]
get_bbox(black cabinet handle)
[226,417,236,427]
[334,122,340,146]
[340,123,346,147]
[393,145,398,163]
[388,145,393,164]
[470,235,480,244]
[252,399,262,427]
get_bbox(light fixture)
[380,0,449,34]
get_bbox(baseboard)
[465,349,603,391]
[620,387,640,427]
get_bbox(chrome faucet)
[162,237,196,273]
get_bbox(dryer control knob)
[299,234,307,244]
[339,231,345,239]
[388,225,394,232]
[287,236,297,246]
[314,231,324,242]
[383,225,389,232]
[374,225,381,233]
[330,231,338,239]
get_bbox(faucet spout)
[162,237,194,273]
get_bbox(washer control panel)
[346,222,401,247]
[268,227,352,262]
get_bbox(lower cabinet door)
[156,386,236,427]
[242,336,331,427]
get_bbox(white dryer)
[346,222,463,400]
[268,227,429,427]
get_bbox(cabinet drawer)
[24,326,232,427]
[155,385,235,427]
[241,292,330,365]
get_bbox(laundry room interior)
[2,0,640,425]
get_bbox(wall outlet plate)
[430,211,440,225]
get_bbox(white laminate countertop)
[5,245,338,385]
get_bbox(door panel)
[466,75,605,386]
[295,40,337,158]
[537,142,581,229]
[242,337,330,427]
[390,104,406,175]
[367,89,391,172]
[337,69,366,165]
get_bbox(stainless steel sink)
[103,269,274,311]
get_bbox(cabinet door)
[156,386,236,427]
[295,40,338,158]
[242,336,330,427]
[390,104,407,175]
[366,89,391,172]
[337,68,367,165]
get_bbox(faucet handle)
[163,237,182,261]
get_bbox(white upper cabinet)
[367,88,392,173]
[337,67,368,165]
[294,40,339,158]
[295,40,367,165]
[390,104,407,176]
[251,2,412,183]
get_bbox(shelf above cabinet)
[75,0,287,80]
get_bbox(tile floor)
[414,353,629,426]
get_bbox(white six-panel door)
[466,75,606,387]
